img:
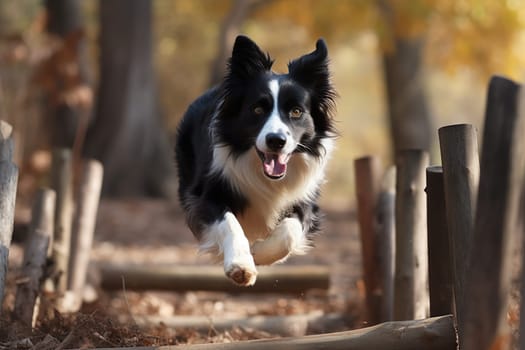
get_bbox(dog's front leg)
[204,212,257,286]
[251,217,309,265]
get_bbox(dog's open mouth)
[256,149,291,180]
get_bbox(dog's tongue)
[263,153,288,178]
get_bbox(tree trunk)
[44,0,92,150]
[209,0,267,86]
[378,1,433,155]
[84,0,174,197]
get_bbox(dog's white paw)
[225,262,258,286]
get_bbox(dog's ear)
[228,35,273,80]
[288,39,330,88]
[289,39,336,120]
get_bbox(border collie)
[175,35,336,286]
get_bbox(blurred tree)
[41,0,92,151]
[209,0,269,86]
[84,0,174,197]
[377,0,432,153]
[254,0,522,156]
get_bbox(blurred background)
[1,0,525,209]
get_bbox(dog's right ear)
[228,35,274,80]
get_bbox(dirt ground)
[2,198,364,348]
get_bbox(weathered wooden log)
[375,166,396,321]
[99,264,330,294]
[520,184,525,350]
[393,149,429,320]
[134,312,350,337]
[463,76,525,350]
[13,188,56,326]
[438,123,479,336]
[66,159,103,311]
[425,166,453,316]
[0,120,18,315]
[82,315,456,350]
[50,148,74,293]
[354,156,383,324]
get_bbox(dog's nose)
[266,133,287,151]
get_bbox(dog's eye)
[253,106,264,115]
[290,107,303,119]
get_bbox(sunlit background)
[1,0,525,208]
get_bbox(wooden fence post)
[438,123,480,341]
[393,149,429,320]
[13,188,56,326]
[375,166,396,321]
[354,156,383,324]
[50,148,74,294]
[66,159,103,311]
[425,166,453,317]
[519,184,525,350]
[0,121,18,315]
[463,76,525,350]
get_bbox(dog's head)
[214,35,336,181]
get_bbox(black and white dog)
[175,35,336,286]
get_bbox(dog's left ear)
[288,39,330,88]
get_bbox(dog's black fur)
[175,35,336,286]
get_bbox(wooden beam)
[13,188,55,326]
[438,123,479,337]
[463,76,525,350]
[80,315,456,350]
[375,166,396,321]
[50,148,74,294]
[393,149,429,320]
[99,264,329,294]
[354,156,383,324]
[0,120,18,315]
[65,159,103,311]
[425,166,453,316]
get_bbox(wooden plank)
[375,166,396,321]
[393,149,429,320]
[354,156,383,324]
[99,264,330,294]
[425,166,453,316]
[65,159,103,311]
[50,148,74,294]
[463,75,525,350]
[518,186,525,349]
[79,315,456,350]
[438,123,479,336]
[13,188,55,326]
[0,120,18,315]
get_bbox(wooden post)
[72,315,457,350]
[438,123,480,336]
[375,166,396,321]
[354,156,383,324]
[462,76,525,350]
[425,166,453,316]
[519,185,525,350]
[66,159,103,311]
[99,264,330,294]
[50,148,74,294]
[13,188,56,326]
[0,121,18,315]
[393,149,429,320]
